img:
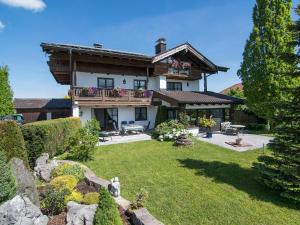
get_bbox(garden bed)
[36,161,132,225]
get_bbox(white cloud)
[0,21,5,32]
[0,0,46,12]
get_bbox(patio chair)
[121,121,127,125]
[112,121,120,135]
[221,122,238,135]
[129,121,135,124]
[144,121,150,131]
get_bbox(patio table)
[121,124,144,134]
[230,125,246,135]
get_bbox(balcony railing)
[71,87,153,105]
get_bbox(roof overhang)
[152,43,229,73]
[153,90,243,106]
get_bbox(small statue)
[109,177,120,197]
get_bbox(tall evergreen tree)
[238,0,299,126]
[255,4,300,203]
[0,66,14,116]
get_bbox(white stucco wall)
[118,106,156,129]
[166,79,200,91]
[79,107,92,124]
[76,72,159,90]
[159,76,167,89]
[75,105,157,129]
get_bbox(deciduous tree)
[238,0,298,126]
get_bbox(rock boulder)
[10,158,40,206]
[34,153,57,182]
[66,201,97,225]
[0,195,48,225]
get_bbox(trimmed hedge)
[0,121,29,167]
[22,117,81,168]
[93,188,122,225]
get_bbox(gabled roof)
[152,43,229,73]
[220,83,244,94]
[153,90,243,105]
[14,98,71,109]
[41,43,152,61]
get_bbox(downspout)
[204,73,207,92]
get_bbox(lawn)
[84,140,300,225]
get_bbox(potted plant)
[199,115,216,138]
[111,87,126,97]
[134,88,144,98]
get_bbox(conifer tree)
[255,4,300,203]
[0,149,16,204]
[0,66,14,116]
[238,0,299,126]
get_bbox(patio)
[198,133,273,152]
[97,133,152,146]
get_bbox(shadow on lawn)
[177,158,299,210]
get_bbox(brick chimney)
[155,38,166,54]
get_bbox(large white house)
[41,39,241,130]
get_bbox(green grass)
[84,140,300,225]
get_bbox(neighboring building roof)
[152,43,229,72]
[153,90,243,105]
[220,83,244,94]
[41,42,152,61]
[14,98,71,109]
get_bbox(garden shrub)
[83,192,99,205]
[246,123,268,131]
[22,117,81,168]
[0,121,29,168]
[64,190,83,204]
[178,111,189,128]
[153,120,186,141]
[50,175,78,192]
[52,163,85,181]
[66,125,98,161]
[41,187,69,215]
[0,150,16,204]
[93,188,122,225]
[129,188,149,210]
[85,119,100,137]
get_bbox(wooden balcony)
[71,87,153,107]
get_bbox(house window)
[167,82,182,91]
[135,107,147,121]
[134,80,146,90]
[167,109,177,120]
[97,78,114,89]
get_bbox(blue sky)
[0,0,293,98]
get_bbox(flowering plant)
[111,87,126,97]
[134,88,144,98]
[199,115,216,132]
